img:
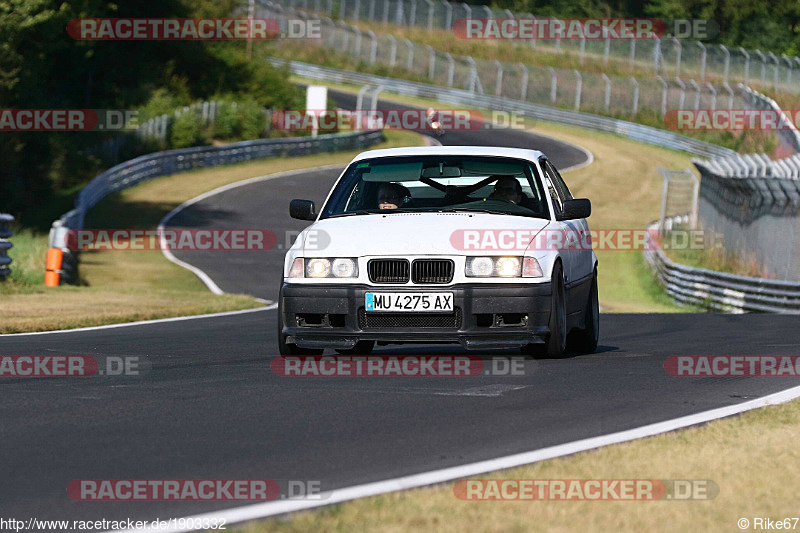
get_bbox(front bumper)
[279,282,552,350]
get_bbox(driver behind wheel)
[377,182,411,210]
[490,176,524,204]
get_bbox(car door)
[546,160,593,283]
[539,157,576,287]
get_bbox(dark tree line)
[0,0,301,221]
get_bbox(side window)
[547,161,573,201]
[540,160,564,216]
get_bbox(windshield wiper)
[326,210,375,219]
[447,208,510,215]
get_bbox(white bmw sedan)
[278,146,598,358]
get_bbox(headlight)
[298,258,359,278]
[331,258,358,278]
[466,256,521,277]
[306,258,331,278]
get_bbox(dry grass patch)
[235,398,800,533]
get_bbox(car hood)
[302,212,550,256]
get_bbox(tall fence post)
[768,52,779,90]
[689,79,700,110]
[719,45,729,84]
[426,45,435,79]
[445,52,454,87]
[404,38,414,71]
[382,0,390,24]
[356,84,372,110]
[367,30,377,64]
[675,77,686,109]
[442,0,452,30]
[548,67,557,104]
[754,49,766,84]
[697,42,706,81]
[657,76,667,116]
[519,63,529,101]
[783,54,793,85]
[739,47,750,85]
[706,83,717,110]
[574,70,582,111]
[631,77,639,115]
[423,0,434,31]
[387,34,397,68]
[494,60,503,96]
[723,83,734,109]
[602,73,610,113]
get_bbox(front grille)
[358,307,462,329]
[368,259,409,283]
[412,259,454,284]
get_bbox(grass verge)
[0,130,424,333]
[233,398,800,532]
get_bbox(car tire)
[521,261,566,359]
[277,294,324,356]
[569,268,599,354]
[335,341,375,356]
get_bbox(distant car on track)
[278,146,598,358]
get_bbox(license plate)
[365,292,454,312]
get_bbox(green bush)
[170,112,204,149]
[213,102,239,139]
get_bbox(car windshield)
[319,155,550,220]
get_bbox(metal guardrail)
[644,216,800,313]
[49,130,382,248]
[275,59,738,160]
[47,130,383,283]
[0,214,13,281]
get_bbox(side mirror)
[290,199,317,221]
[559,199,591,220]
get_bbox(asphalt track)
[1,90,799,527]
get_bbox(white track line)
[0,306,276,337]
[157,164,347,295]
[112,383,800,533]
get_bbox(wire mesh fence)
[272,0,800,94]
